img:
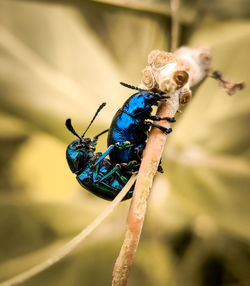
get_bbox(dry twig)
[112,93,179,286]
[209,70,245,95]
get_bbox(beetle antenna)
[92,129,109,146]
[120,82,147,92]
[94,129,109,139]
[65,119,81,140]
[120,82,168,98]
[82,103,106,137]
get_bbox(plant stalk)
[112,93,179,286]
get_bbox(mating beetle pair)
[66,83,175,200]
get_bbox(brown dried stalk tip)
[210,70,245,95]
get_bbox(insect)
[65,103,137,200]
[98,82,176,172]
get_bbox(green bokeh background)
[0,1,249,285]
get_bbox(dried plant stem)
[0,175,136,286]
[170,0,180,51]
[112,44,244,285]
[112,94,180,286]
[112,45,216,286]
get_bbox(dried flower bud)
[141,66,156,89]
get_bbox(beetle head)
[141,90,169,107]
[66,137,94,174]
[65,120,95,174]
[65,103,106,174]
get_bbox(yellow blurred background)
[0,1,249,285]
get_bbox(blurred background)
[0,0,249,285]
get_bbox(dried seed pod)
[141,66,156,90]
[158,78,172,93]
[148,50,161,66]
[173,70,189,89]
[152,52,177,70]
[153,61,190,94]
[154,62,178,93]
[179,88,192,104]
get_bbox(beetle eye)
[173,71,189,88]
[146,94,152,100]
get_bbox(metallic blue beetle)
[103,83,175,172]
[66,103,136,201]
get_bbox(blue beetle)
[103,83,175,172]
[66,103,137,200]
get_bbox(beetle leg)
[149,115,176,122]
[96,164,128,185]
[152,123,172,134]
[94,140,134,167]
[145,121,172,134]
[133,144,144,161]
[97,164,121,183]
[157,165,164,173]
[94,141,135,168]
[120,160,140,172]
[158,158,164,173]
[94,145,115,167]
[115,171,129,184]
[115,141,134,150]
[91,128,109,148]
